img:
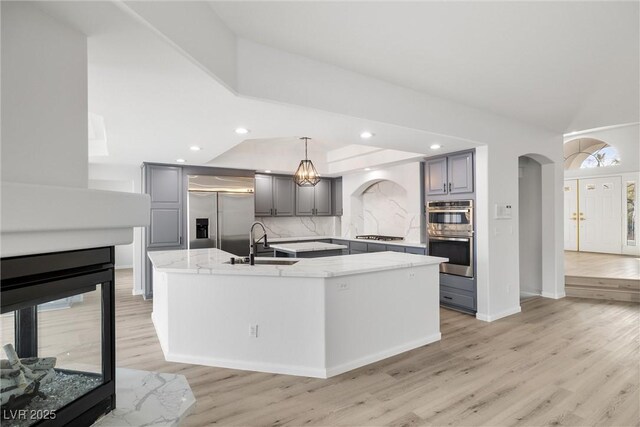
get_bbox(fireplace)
[1,247,116,426]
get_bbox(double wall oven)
[427,200,474,278]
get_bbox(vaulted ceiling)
[37,1,639,170]
[210,1,639,133]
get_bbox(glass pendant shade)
[293,137,320,186]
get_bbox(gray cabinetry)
[314,179,332,215]
[255,174,295,216]
[143,164,185,299]
[295,178,332,216]
[295,185,315,216]
[273,176,295,216]
[332,178,343,216]
[448,152,474,194]
[425,151,474,196]
[426,157,448,196]
[254,174,274,216]
[146,165,183,248]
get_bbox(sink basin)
[224,259,300,266]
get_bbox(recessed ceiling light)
[360,131,374,139]
[364,168,372,171]
[235,127,249,135]
[264,170,272,173]
[190,145,201,151]
[176,158,186,163]
[430,144,442,150]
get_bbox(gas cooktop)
[355,235,404,241]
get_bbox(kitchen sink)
[224,259,300,266]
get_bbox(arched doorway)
[519,155,543,298]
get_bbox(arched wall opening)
[517,152,563,300]
[518,155,543,298]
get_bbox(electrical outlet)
[250,324,259,338]
[408,271,416,279]
[337,282,349,291]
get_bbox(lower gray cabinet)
[149,209,181,246]
[367,243,386,253]
[440,287,475,311]
[386,245,405,253]
[405,247,427,255]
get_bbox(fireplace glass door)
[1,247,115,427]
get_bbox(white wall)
[518,157,542,297]
[1,2,88,188]
[88,163,144,292]
[342,162,422,243]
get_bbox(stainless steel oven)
[427,200,474,278]
[428,235,474,277]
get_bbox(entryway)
[564,177,622,253]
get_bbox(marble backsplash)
[359,180,421,242]
[256,216,340,238]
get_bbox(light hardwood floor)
[565,251,640,280]
[110,269,639,427]
[565,251,640,302]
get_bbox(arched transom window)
[564,138,621,170]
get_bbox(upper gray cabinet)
[144,165,183,248]
[426,157,448,195]
[425,151,474,196]
[254,174,295,216]
[295,178,332,216]
[447,152,474,194]
[332,178,343,216]
[314,179,332,215]
[273,176,295,216]
[254,174,274,216]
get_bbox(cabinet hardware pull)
[444,296,453,300]
[443,183,446,192]
[449,182,452,192]
[275,209,277,215]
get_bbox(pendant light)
[293,137,320,186]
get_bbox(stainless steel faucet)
[249,221,269,265]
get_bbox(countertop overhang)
[148,248,447,278]
[1,182,150,257]
[269,242,348,253]
[268,235,427,248]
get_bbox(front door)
[564,179,578,251]
[579,177,622,254]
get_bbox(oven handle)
[428,236,471,242]
[428,209,472,213]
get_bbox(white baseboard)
[157,333,441,379]
[115,265,133,270]
[165,352,328,378]
[325,333,441,378]
[519,291,540,298]
[131,288,143,296]
[541,291,566,299]
[476,305,521,322]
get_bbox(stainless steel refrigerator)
[187,175,255,256]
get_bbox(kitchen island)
[148,248,446,378]
[270,241,348,258]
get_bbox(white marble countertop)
[268,235,427,248]
[148,248,446,278]
[94,368,195,426]
[270,242,348,253]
